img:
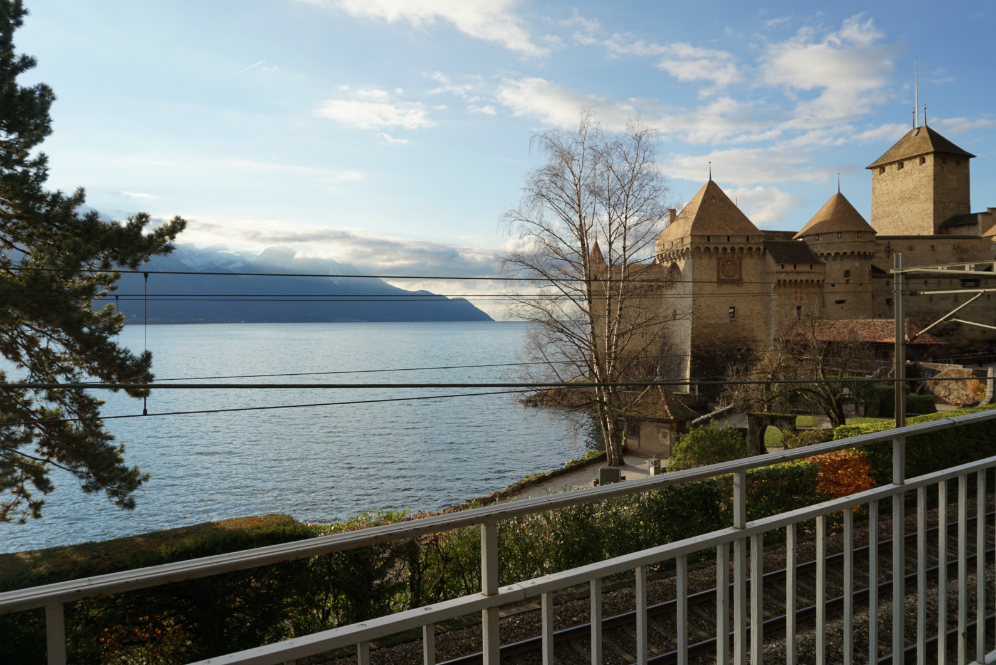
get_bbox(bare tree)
[723,317,876,434]
[501,110,673,467]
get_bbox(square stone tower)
[866,125,974,235]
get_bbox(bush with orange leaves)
[811,449,876,499]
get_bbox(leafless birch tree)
[501,110,673,467]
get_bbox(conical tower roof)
[657,180,759,243]
[589,241,605,265]
[793,192,875,239]
[867,125,975,169]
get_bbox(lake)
[0,322,588,553]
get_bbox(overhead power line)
[0,389,534,427]
[0,376,982,391]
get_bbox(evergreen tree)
[0,0,185,522]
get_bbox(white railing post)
[938,480,948,665]
[717,543,730,665]
[733,471,747,665]
[591,578,603,665]
[45,603,66,665]
[750,533,763,665]
[917,486,927,665]
[786,523,797,665]
[844,508,854,665]
[816,515,827,665]
[977,470,986,661]
[357,641,370,665]
[677,555,688,665]
[541,592,554,665]
[481,520,500,665]
[422,625,435,665]
[870,499,879,664]
[958,475,968,664]
[636,565,648,665]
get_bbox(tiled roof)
[762,230,797,241]
[985,223,996,239]
[785,319,946,345]
[867,126,975,169]
[765,240,823,265]
[657,180,759,243]
[620,386,698,422]
[793,193,876,238]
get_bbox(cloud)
[235,59,266,75]
[494,77,765,144]
[726,186,806,225]
[353,88,392,102]
[668,147,841,186]
[598,37,739,91]
[426,71,486,100]
[316,98,434,130]
[119,191,155,200]
[468,104,497,115]
[376,132,410,144]
[763,16,792,29]
[760,14,897,127]
[931,116,996,135]
[851,122,909,143]
[302,0,546,56]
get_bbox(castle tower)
[866,125,975,235]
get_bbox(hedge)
[833,404,996,486]
[862,385,937,418]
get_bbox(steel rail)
[4,410,995,615]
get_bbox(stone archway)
[745,412,797,456]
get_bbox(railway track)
[430,505,996,665]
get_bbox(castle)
[611,124,996,385]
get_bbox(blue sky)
[16,1,996,303]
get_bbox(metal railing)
[3,409,996,664]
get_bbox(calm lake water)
[0,322,587,553]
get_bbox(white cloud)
[851,122,909,143]
[302,0,546,57]
[668,147,840,186]
[353,88,392,102]
[653,43,739,91]
[760,14,897,127]
[494,77,765,144]
[316,99,434,130]
[376,132,410,144]
[931,116,996,135]
[426,71,486,100]
[726,186,807,225]
[468,104,497,115]
[119,191,155,200]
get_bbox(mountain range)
[108,245,493,324]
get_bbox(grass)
[795,415,820,428]
[764,426,784,447]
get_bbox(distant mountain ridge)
[109,245,493,324]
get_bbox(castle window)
[793,264,797,269]
[835,300,846,305]
[796,305,802,319]
[728,306,736,319]
[844,270,851,278]
[707,236,711,242]
[961,278,981,289]
[878,167,885,175]
[781,264,785,269]
[837,232,842,239]
[886,298,893,307]
[727,236,730,242]
[815,235,820,241]
[920,156,926,165]
[898,161,904,170]
[672,309,677,320]
[857,232,862,238]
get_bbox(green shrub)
[906,394,937,415]
[746,461,828,523]
[668,426,749,472]
[834,404,996,485]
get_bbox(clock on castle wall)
[717,256,742,283]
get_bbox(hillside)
[108,245,493,324]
